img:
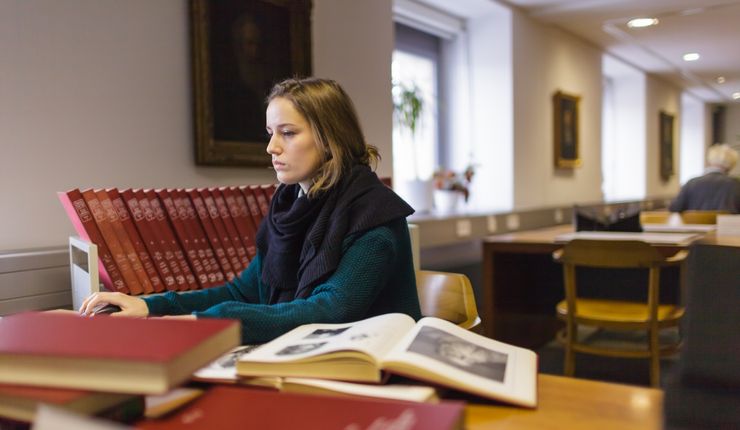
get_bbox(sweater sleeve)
[194,225,400,344]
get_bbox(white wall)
[645,76,682,197]
[511,10,604,209]
[0,0,393,251]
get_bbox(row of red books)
[59,185,277,295]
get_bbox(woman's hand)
[79,291,149,318]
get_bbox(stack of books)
[59,185,277,294]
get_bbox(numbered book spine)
[211,188,250,268]
[187,189,236,281]
[174,189,224,287]
[239,185,264,228]
[199,189,245,275]
[250,185,270,218]
[222,187,258,259]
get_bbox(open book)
[236,313,538,408]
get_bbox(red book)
[173,189,224,286]
[261,183,277,201]
[109,189,165,293]
[134,190,188,291]
[0,312,240,395]
[0,383,143,423]
[200,189,246,274]
[210,188,250,265]
[157,189,210,289]
[120,189,178,291]
[97,189,153,294]
[144,190,198,291]
[250,185,270,218]
[81,189,143,295]
[188,189,236,280]
[222,187,258,259]
[239,185,264,227]
[58,189,128,294]
[137,385,465,430]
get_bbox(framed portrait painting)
[553,91,581,168]
[659,111,675,181]
[191,0,312,167]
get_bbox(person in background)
[81,77,422,344]
[669,143,740,213]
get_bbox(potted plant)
[432,165,475,214]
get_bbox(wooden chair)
[416,270,481,330]
[679,210,729,224]
[552,240,688,387]
[639,210,671,225]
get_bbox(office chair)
[416,270,481,331]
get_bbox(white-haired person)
[669,144,740,213]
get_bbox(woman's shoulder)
[343,218,409,247]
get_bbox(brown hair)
[267,77,380,197]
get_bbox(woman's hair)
[707,143,739,171]
[268,77,380,197]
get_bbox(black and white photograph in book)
[407,326,508,382]
[213,345,261,369]
[304,327,351,340]
[276,342,327,356]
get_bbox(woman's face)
[266,97,322,191]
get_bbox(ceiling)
[421,0,740,104]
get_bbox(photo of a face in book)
[407,326,508,382]
[276,342,327,356]
[303,327,351,340]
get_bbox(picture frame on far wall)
[659,111,675,181]
[191,0,312,167]
[553,91,581,168]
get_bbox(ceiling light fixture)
[717,76,726,84]
[627,18,659,28]
[733,92,740,100]
[683,53,700,62]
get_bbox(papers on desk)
[555,231,701,245]
[641,224,716,233]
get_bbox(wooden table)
[481,225,696,347]
[467,374,663,429]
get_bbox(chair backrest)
[639,210,671,225]
[416,270,481,330]
[680,210,729,224]
[556,239,666,269]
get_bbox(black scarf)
[256,164,414,304]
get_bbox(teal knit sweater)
[143,218,421,344]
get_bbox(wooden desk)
[467,374,663,430]
[481,225,695,346]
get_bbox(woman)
[80,78,422,344]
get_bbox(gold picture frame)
[191,0,312,167]
[659,111,675,181]
[553,91,581,168]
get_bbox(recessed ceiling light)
[627,18,659,28]
[717,76,726,84]
[733,92,740,100]
[683,53,700,62]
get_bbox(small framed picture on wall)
[659,111,675,181]
[553,91,581,168]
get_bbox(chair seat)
[556,299,685,327]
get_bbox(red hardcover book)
[109,189,165,293]
[144,190,198,291]
[0,312,240,395]
[137,385,465,430]
[222,187,258,259]
[0,384,143,424]
[58,189,128,294]
[81,189,143,295]
[188,189,236,280]
[97,190,153,294]
[170,189,219,288]
[250,185,270,218]
[134,190,189,291]
[238,185,264,227]
[210,188,250,265]
[199,189,246,274]
[261,183,277,201]
[157,189,210,289]
[173,189,224,286]
[120,189,178,291]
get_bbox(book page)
[241,313,417,365]
[380,317,538,408]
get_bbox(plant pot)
[396,179,434,213]
[433,189,462,215]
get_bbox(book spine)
[176,189,225,286]
[109,189,165,293]
[96,190,151,295]
[172,190,219,288]
[223,187,258,259]
[187,189,236,281]
[211,188,250,267]
[200,189,245,274]
[82,189,141,295]
[157,189,210,289]
[58,189,126,293]
[120,189,178,291]
[145,190,198,291]
[261,183,277,202]
[135,190,188,291]
[239,186,264,228]
[250,185,270,218]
